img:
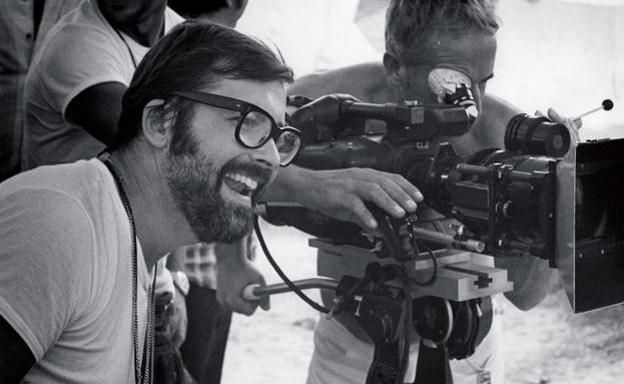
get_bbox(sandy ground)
[221,223,624,384]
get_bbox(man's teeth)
[225,173,259,192]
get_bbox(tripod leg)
[365,341,401,384]
[413,342,453,384]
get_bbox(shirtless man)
[288,1,559,383]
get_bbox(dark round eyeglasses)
[170,91,302,166]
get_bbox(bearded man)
[0,22,421,384]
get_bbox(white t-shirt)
[0,159,153,383]
[22,0,183,170]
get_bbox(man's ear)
[383,52,402,89]
[142,99,170,149]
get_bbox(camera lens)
[505,113,571,157]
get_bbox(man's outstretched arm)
[261,165,423,231]
[0,315,35,383]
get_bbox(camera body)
[260,94,623,384]
[272,94,624,313]
[289,97,569,262]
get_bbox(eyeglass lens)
[239,111,272,146]
[239,111,301,164]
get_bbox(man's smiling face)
[165,78,284,243]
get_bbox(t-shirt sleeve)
[0,188,93,361]
[35,23,129,119]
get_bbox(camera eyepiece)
[504,113,571,157]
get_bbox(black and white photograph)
[1,1,623,383]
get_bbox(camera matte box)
[556,137,624,313]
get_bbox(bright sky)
[238,0,623,139]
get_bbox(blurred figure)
[0,0,80,182]
[21,0,183,170]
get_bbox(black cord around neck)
[101,155,155,384]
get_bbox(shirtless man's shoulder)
[289,62,391,103]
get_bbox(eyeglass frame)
[168,91,302,166]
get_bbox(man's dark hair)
[116,21,293,146]
[385,0,499,61]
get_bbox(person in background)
[21,0,183,170]
[288,1,566,383]
[0,0,80,182]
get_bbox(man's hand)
[266,166,423,230]
[215,234,269,315]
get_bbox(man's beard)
[165,150,253,244]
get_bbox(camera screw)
[449,224,465,236]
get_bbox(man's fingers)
[217,287,263,315]
[391,174,424,203]
[226,299,257,316]
[363,184,407,218]
[260,296,271,311]
[374,175,422,212]
[547,107,582,133]
[241,303,257,316]
[350,170,421,216]
[573,117,583,129]
[345,199,378,230]
[547,108,562,122]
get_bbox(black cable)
[253,215,330,314]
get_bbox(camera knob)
[495,201,514,217]
[502,201,513,217]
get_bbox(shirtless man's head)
[383,0,499,113]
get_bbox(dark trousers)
[180,283,232,384]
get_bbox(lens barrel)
[505,113,571,157]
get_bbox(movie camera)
[247,94,623,384]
